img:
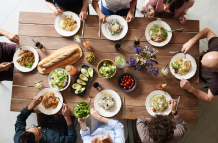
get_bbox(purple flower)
[135,47,141,54]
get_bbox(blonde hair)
[91,135,113,143]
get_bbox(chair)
[132,119,142,143]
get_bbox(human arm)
[180,12,187,24]
[181,28,217,54]
[45,1,63,16]
[180,78,218,104]
[0,29,19,44]
[0,62,13,72]
[140,0,156,19]
[79,0,89,21]
[136,117,150,143]
[126,0,137,22]
[92,0,107,23]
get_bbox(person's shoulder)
[208,37,218,52]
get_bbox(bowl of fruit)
[117,73,137,92]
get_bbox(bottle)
[35,41,45,51]
[65,65,78,76]
[115,44,121,51]
[83,41,91,50]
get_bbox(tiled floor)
[1,0,218,143]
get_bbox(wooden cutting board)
[37,45,83,74]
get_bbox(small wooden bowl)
[97,59,116,78]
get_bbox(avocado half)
[77,79,86,85]
[88,68,94,77]
[79,74,88,81]
[75,87,85,94]
[72,83,82,89]
[81,68,89,78]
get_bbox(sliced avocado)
[77,79,86,85]
[79,74,88,81]
[75,87,85,94]
[81,68,89,78]
[88,68,94,77]
[72,83,82,89]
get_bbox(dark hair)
[19,131,36,143]
[163,0,189,13]
[148,115,174,143]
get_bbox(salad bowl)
[97,59,116,78]
[73,102,90,119]
[48,68,71,91]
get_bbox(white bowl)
[48,68,71,91]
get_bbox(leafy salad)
[171,60,181,75]
[150,24,168,43]
[50,69,68,90]
[99,61,116,78]
[150,95,168,112]
[73,102,90,118]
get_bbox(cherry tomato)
[122,81,125,84]
[125,80,127,82]
[158,41,159,43]
[127,82,129,85]
[151,38,153,40]
[132,80,135,82]
[152,109,156,112]
[129,76,131,78]
[74,20,77,23]
[129,86,131,89]
[124,87,127,90]
[131,85,133,88]
[120,83,123,86]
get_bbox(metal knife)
[98,21,101,37]
[123,96,125,116]
[82,20,85,36]
[176,96,180,111]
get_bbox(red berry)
[152,109,156,112]
[124,87,127,90]
[74,20,77,23]
[151,38,153,40]
[120,83,123,86]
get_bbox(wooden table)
[11,12,199,124]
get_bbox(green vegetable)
[115,56,125,66]
[150,24,168,42]
[75,87,85,94]
[79,74,88,81]
[72,83,82,89]
[74,35,81,43]
[88,68,94,77]
[81,68,89,78]
[150,95,168,112]
[77,79,86,85]
[50,69,68,90]
[99,61,116,78]
[73,102,90,118]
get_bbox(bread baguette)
[41,53,79,72]
[43,50,75,68]
[38,45,79,66]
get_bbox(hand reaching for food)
[6,32,19,44]
[168,99,177,113]
[0,62,12,72]
[145,9,155,19]
[180,78,193,92]
[99,13,107,24]
[180,14,187,24]
[53,7,63,16]
[28,95,44,110]
[78,118,86,124]
[126,11,134,23]
[79,11,87,21]
[62,103,71,118]
[91,108,101,120]
[181,39,195,54]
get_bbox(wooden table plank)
[19,12,199,32]
[18,25,198,44]
[10,98,198,123]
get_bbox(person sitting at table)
[136,99,187,143]
[45,0,89,21]
[14,95,77,143]
[92,0,137,23]
[180,28,218,104]
[78,108,127,143]
[0,29,19,82]
[140,0,195,24]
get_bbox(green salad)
[171,60,182,75]
[50,69,68,90]
[99,61,116,78]
[150,95,168,112]
[73,102,90,118]
[150,24,168,43]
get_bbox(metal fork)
[56,97,63,104]
[98,21,101,37]
[88,94,93,105]
[161,99,178,104]
[142,12,162,21]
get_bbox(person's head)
[148,115,174,143]
[201,51,218,72]
[163,0,189,13]
[91,135,112,143]
[19,125,43,143]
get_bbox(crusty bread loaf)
[38,45,79,67]
[43,50,75,68]
[41,53,79,72]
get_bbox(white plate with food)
[145,20,172,47]
[170,53,197,80]
[146,90,172,116]
[101,15,128,41]
[48,68,71,91]
[13,46,39,72]
[55,11,81,37]
[37,88,63,115]
[94,89,121,117]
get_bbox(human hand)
[181,39,194,54]
[168,99,177,113]
[180,14,187,24]
[145,9,155,19]
[62,103,71,118]
[91,108,101,120]
[0,62,12,72]
[53,7,63,16]
[126,11,134,23]
[180,78,193,92]
[79,11,87,21]
[78,118,86,124]
[99,13,107,24]
[28,95,44,110]
[6,32,19,44]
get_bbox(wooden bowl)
[97,59,116,78]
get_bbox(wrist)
[27,103,35,111]
[188,85,195,93]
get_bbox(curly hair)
[19,131,35,143]
[163,0,189,13]
[148,115,174,143]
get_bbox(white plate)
[146,90,172,116]
[94,89,121,117]
[145,20,172,47]
[13,46,39,72]
[48,68,71,91]
[101,15,128,41]
[170,53,197,80]
[54,11,81,37]
[37,88,63,115]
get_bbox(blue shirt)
[14,107,77,143]
[45,0,83,10]
[80,119,127,143]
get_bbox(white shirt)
[98,0,132,13]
